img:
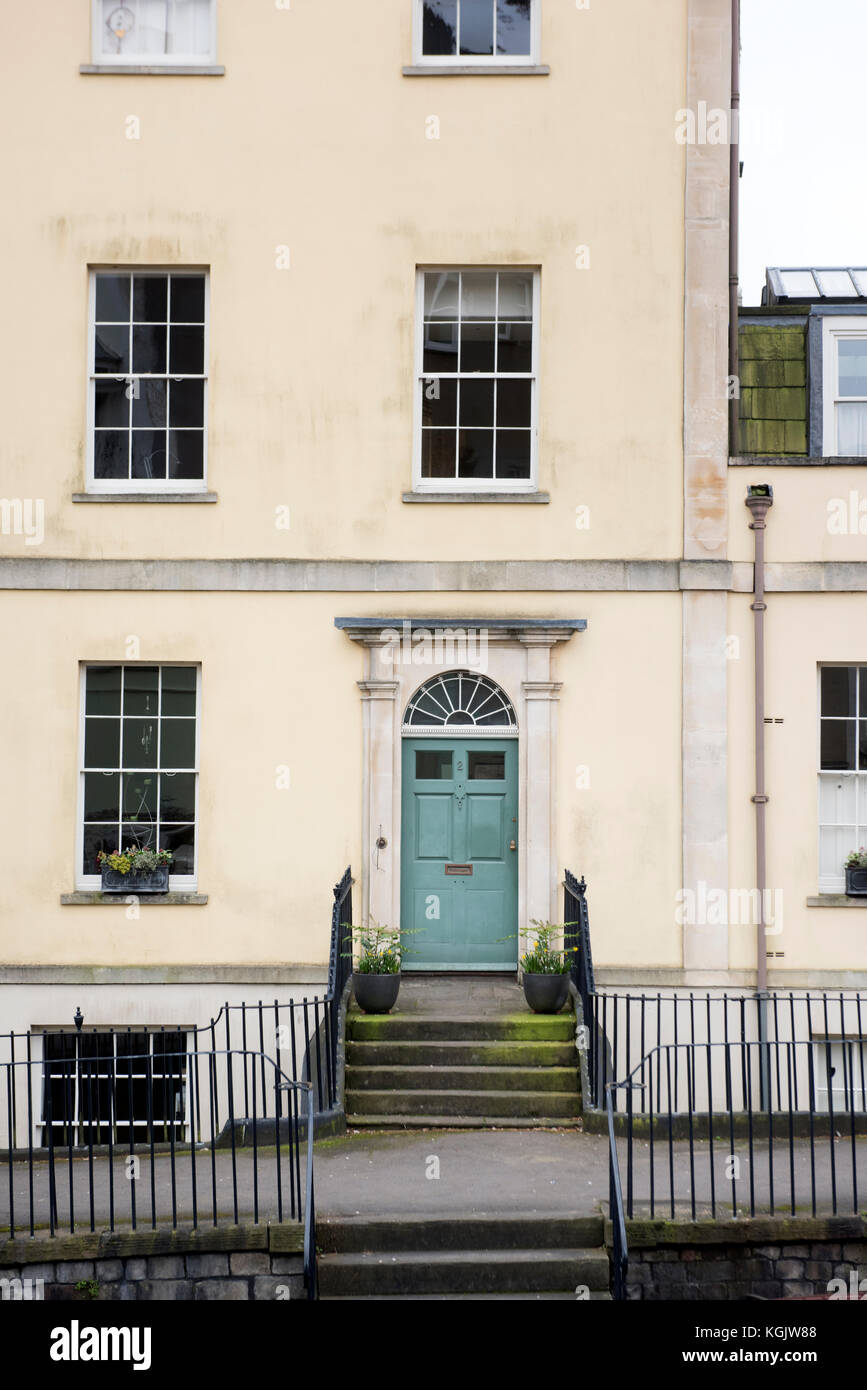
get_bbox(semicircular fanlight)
[403,671,517,729]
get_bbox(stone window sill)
[61,892,208,906]
[79,65,225,76]
[806,895,867,907]
[72,493,217,504]
[731,456,867,467]
[402,491,549,504]
[402,64,549,77]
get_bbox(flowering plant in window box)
[97,847,172,894]
[844,850,867,897]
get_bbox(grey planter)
[522,972,569,1015]
[353,972,401,1015]
[845,866,867,897]
[100,865,170,894]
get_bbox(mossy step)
[345,1113,582,1129]
[345,1065,579,1093]
[345,1088,581,1118]
[317,1247,610,1297]
[347,1012,574,1043]
[316,1213,605,1253]
[346,1040,576,1067]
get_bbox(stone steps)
[344,1007,580,1129]
[317,1214,611,1300]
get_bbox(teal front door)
[400,738,518,971]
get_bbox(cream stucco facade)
[1,0,864,1042]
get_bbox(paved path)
[2,1125,863,1236]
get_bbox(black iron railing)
[606,1082,629,1301]
[563,871,866,1116]
[609,1038,864,1222]
[0,1045,317,1293]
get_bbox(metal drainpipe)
[729,0,741,452]
[746,485,773,1099]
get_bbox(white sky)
[739,0,867,305]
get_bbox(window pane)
[820,719,857,770]
[497,322,532,372]
[822,666,856,717]
[415,751,453,779]
[95,274,130,322]
[169,379,204,428]
[133,276,167,323]
[132,430,168,480]
[159,823,195,873]
[86,667,122,716]
[94,431,129,479]
[94,325,130,374]
[99,0,213,58]
[497,271,533,320]
[170,276,206,322]
[838,339,867,396]
[469,751,505,779]
[424,271,459,318]
[460,322,495,372]
[496,378,531,427]
[84,717,120,768]
[819,825,855,879]
[496,429,531,479]
[160,772,197,821]
[818,772,857,823]
[161,668,197,716]
[123,771,158,822]
[123,667,159,716]
[496,0,532,55]
[458,429,494,477]
[421,377,457,426]
[461,272,497,321]
[123,718,158,768]
[461,0,494,54]
[423,0,457,54]
[161,719,196,769]
[170,325,204,374]
[121,822,156,851]
[168,430,204,479]
[83,824,118,874]
[84,772,120,821]
[460,379,494,426]
[95,379,130,428]
[836,402,867,455]
[132,379,167,428]
[424,323,459,373]
[422,429,457,478]
[132,324,167,374]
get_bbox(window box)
[92,1,217,68]
[100,863,169,893]
[845,865,867,897]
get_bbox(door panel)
[401,737,518,970]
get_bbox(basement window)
[40,1030,189,1145]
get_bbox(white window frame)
[413,266,540,494]
[76,663,201,892]
[817,663,867,894]
[86,267,209,494]
[412,0,540,66]
[91,1,218,67]
[822,316,867,457]
[39,1028,192,1143]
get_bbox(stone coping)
[605,1215,867,1248]
[0,1221,303,1266]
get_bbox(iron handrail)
[605,1081,629,1300]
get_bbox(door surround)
[335,618,585,967]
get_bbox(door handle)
[509,840,517,851]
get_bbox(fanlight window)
[404,672,517,729]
